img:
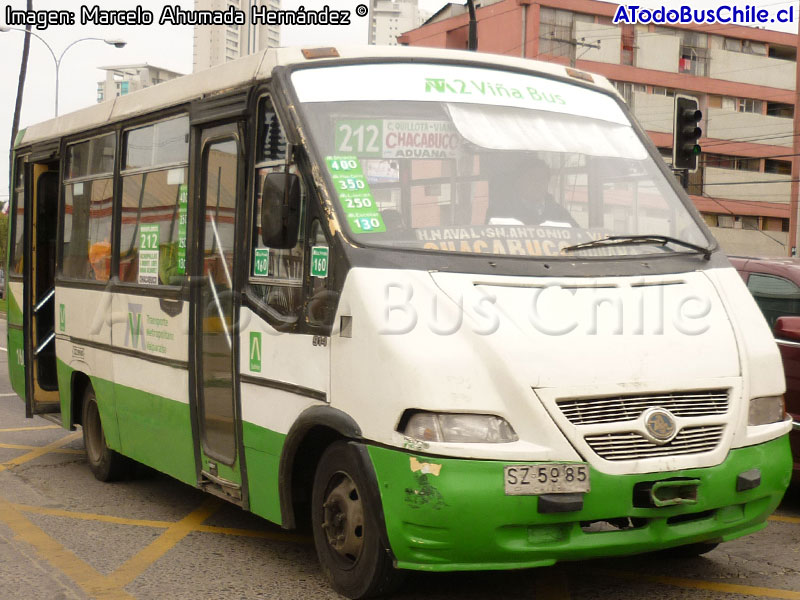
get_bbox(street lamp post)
[0,26,126,116]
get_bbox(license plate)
[504,463,590,495]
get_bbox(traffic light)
[673,95,702,171]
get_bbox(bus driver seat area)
[486,157,576,228]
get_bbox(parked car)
[730,256,800,480]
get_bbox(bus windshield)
[292,63,710,259]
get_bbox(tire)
[81,385,130,482]
[311,441,403,599]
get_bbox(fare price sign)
[325,156,386,234]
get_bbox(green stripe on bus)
[114,377,196,486]
[8,295,25,401]
[7,286,22,326]
[242,420,285,525]
[56,359,288,523]
[56,360,196,486]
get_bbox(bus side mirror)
[261,172,300,249]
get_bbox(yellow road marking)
[0,432,81,472]
[9,499,796,550]
[12,502,311,542]
[0,429,308,594]
[601,569,800,599]
[0,442,83,454]
[0,425,60,432]
[12,504,172,529]
[0,495,136,600]
[197,524,312,543]
[106,497,223,588]
[770,515,800,524]
[1,424,795,597]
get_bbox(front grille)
[585,425,724,461]
[557,390,729,425]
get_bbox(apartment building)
[369,0,430,45]
[193,0,280,72]
[96,64,184,103]
[399,0,799,257]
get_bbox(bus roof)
[16,45,617,149]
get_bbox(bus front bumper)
[367,435,792,572]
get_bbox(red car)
[730,257,800,480]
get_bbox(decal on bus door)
[310,246,329,278]
[249,331,262,372]
[253,248,270,277]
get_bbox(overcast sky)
[0,0,796,200]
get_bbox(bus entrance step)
[38,412,62,426]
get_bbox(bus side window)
[10,158,26,275]
[62,134,115,282]
[118,116,190,287]
[249,95,305,322]
[250,167,306,319]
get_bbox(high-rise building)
[96,64,184,103]
[193,0,280,72]
[369,0,429,46]
[400,0,800,257]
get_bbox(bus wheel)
[311,441,402,599]
[82,385,129,482]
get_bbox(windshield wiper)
[561,235,712,260]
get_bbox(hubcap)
[321,474,364,563]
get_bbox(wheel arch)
[70,371,92,427]
[278,405,362,530]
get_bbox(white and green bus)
[7,46,793,598]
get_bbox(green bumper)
[368,435,792,571]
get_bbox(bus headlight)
[748,396,785,426]
[403,412,518,443]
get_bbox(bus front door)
[24,165,60,417]
[192,124,244,503]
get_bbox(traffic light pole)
[467,0,477,51]
[673,95,701,198]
